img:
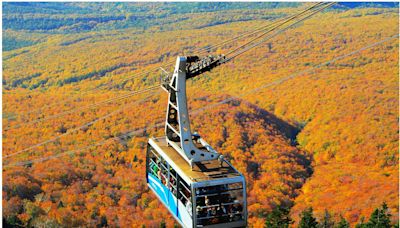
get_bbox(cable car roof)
[149,137,243,186]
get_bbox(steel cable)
[226,3,336,60]
[4,92,159,158]
[4,85,161,130]
[5,3,321,121]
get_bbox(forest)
[2,2,399,228]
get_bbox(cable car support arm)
[161,55,227,168]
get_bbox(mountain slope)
[2,3,399,227]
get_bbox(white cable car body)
[146,56,247,227]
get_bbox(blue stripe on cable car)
[148,174,183,221]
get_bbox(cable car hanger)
[161,55,227,169]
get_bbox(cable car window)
[148,147,170,186]
[168,167,177,196]
[177,176,192,217]
[159,158,168,185]
[147,145,182,199]
[147,146,161,179]
[195,182,244,226]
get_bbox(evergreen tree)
[366,202,392,227]
[99,215,108,227]
[299,207,318,228]
[356,203,394,228]
[159,219,166,228]
[265,206,293,228]
[335,215,350,228]
[355,216,367,228]
[319,209,335,228]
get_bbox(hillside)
[2,2,399,227]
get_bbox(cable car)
[146,56,247,227]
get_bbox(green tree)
[319,209,334,228]
[335,215,350,228]
[99,215,108,227]
[366,202,392,227]
[160,219,166,228]
[355,216,367,228]
[356,203,394,228]
[265,206,293,228]
[299,207,318,228]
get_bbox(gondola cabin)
[146,56,247,228]
[146,137,247,228]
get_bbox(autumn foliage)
[2,3,399,227]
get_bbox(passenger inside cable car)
[195,183,244,226]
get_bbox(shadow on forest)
[224,97,300,141]
[221,96,314,178]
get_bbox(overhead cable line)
[4,92,158,158]
[6,4,329,157]
[4,85,160,130]
[4,122,165,168]
[5,2,333,156]
[203,2,323,53]
[197,34,399,113]
[5,34,397,168]
[4,2,334,156]
[226,2,335,59]
[5,3,319,121]
[58,3,321,90]
[6,66,164,120]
